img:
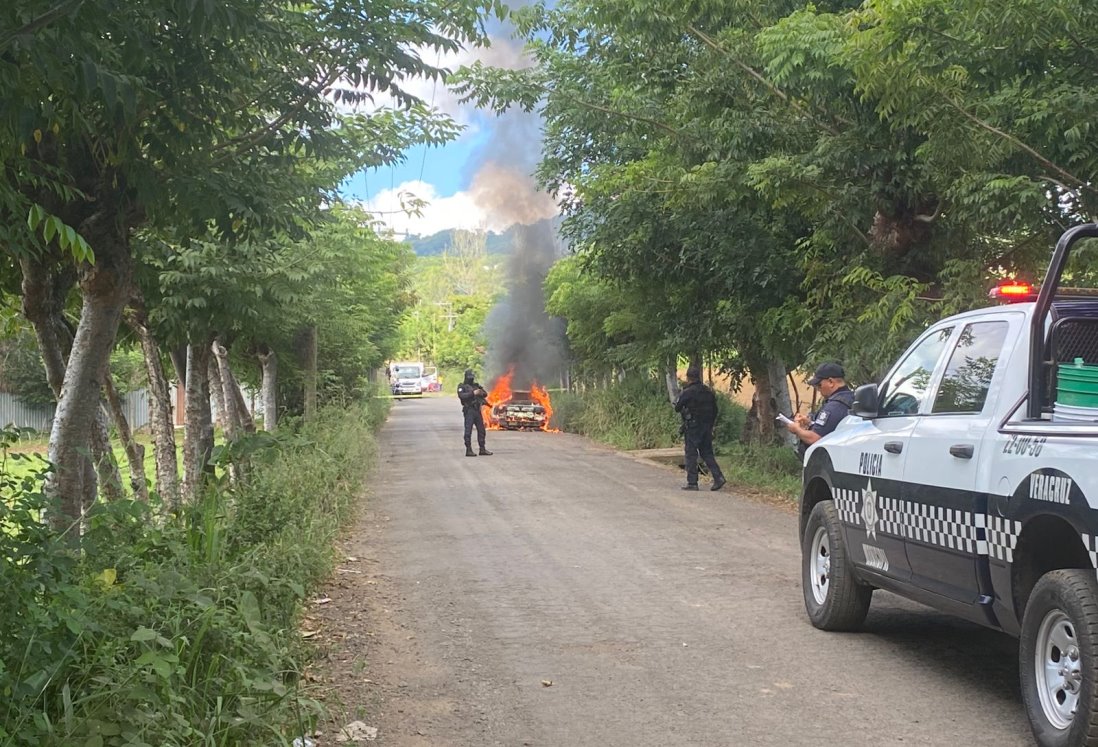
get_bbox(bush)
[0,397,388,746]
[547,390,584,431]
[716,442,803,497]
[554,377,749,452]
[713,394,747,448]
[556,376,680,450]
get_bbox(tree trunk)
[20,256,74,395]
[741,353,778,444]
[301,324,318,419]
[207,353,228,433]
[46,269,129,530]
[169,344,188,387]
[216,344,256,435]
[663,356,681,403]
[92,405,125,501]
[258,345,278,432]
[182,341,214,503]
[232,380,256,434]
[767,356,799,448]
[125,306,180,508]
[23,257,124,506]
[212,341,241,443]
[103,373,148,501]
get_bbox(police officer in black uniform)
[674,365,727,491]
[785,362,854,459]
[457,369,493,457]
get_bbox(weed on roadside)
[0,400,387,746]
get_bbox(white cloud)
[332,35,531,126]
[357,180,504,237]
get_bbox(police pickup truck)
[800,224,1098,746]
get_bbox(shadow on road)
[862,601,1021,708]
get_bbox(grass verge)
[0,398,387,746]
[552,377,800,502]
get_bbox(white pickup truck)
[800,224,1098,746]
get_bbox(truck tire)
[1020,569,1098,747]
[801,500,872,631]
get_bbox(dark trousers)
[463,407,486,449]
[684,427,723,486]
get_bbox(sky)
[339,30,557,239]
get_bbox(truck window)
[931,321,1009,414]
[880,327,954,416]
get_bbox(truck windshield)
[394,367,420,378]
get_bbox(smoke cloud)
[465,33,565,389]
[483,219,566,389]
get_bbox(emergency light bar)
[988,280,1098,303]
[989,281,1036,302]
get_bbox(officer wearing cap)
[673,364,727,491]
[785,362,853,459]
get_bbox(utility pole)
[435,301,456,332]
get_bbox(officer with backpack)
[785,362,853,459]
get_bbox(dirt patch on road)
[305,504,472,747]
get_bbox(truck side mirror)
[852,383,880,419]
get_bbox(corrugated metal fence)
[0,389,150,433]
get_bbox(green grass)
[0,400,389,746]
[551,378,801,501]
[715,443,803,499]
[7,430,190,498]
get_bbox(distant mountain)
[405,216,566,256]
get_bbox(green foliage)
[0,399,387,745]
[546,390,585,432]
[0,330,54,406]
[713,395,747,448]
[397,232,505,369]
[579,379,682,450]
[108,346,147,395]
[716,443,803,498]
[552,377,747,451]
[460,0,1098,399]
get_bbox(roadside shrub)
[565,376,681,449]
[547,390,585,431]
[555,377,748,451]
[713,394,747,448]
[0,397,387,746]
[717,442,803,497]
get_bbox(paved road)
[327,396,1032,746]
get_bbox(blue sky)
[341,118,493,205]
[340,29,558,238]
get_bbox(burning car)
[483,368,556,431]
[491,390,548,430]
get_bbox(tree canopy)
[457,0,1098,434]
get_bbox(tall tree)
[2,0,493,523]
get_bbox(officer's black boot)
[478,446,493,456]
[465,446,476,457]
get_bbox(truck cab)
[390,361,426,396]
[799,225,1098,746]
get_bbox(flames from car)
[482,366,557,432]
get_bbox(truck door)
[902,318,1013,606]
[834,325,956,583]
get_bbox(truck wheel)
[801,500,872,631]
[1020,569,1098,747]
